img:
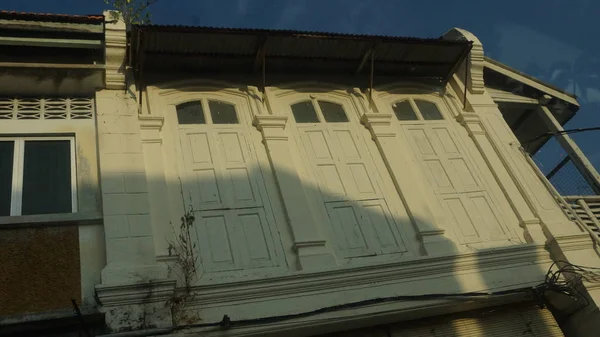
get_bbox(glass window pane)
[416,100,444,120]
[21,140,72,215]
[176,101,205,124]
[319,101,348,123]
[209,101,238,124]
[0,141,14,216]
[291,101,319,123]
[392,101,418,121]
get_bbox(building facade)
[1,10,600,337]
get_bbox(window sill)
[0,212,102,229]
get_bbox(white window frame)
[391,98,446,122]
[291,98,350,124]
[1,136,77,216]
[175,98,240,126]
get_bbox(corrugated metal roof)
[135,24,458,43]
[132,25,472,80]
[0,11,104,24]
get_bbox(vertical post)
[369,49,374,108]
[537,103,600,194]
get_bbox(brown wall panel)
[0,226,80,316]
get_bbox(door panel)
[403,123,509,244]
[196,211,238,272]
[180,129,262,210]
[180,131,224,210]
[177,122,280,274]
[325,199,406,258]
[298,125,381,202]
[291,99,409,259]
[195,208,277,272]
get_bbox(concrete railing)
[562,196,600,240]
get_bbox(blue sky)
[4,0,600,177]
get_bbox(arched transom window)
[176,99,239,125]
[392,99,444,121]
[290,99,349,123]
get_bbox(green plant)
[104,0,159,26]
[165,185,200,325]
[167,204,197,293]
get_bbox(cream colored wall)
[98,78,549,330]
[93,21,600,335]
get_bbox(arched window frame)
[369,83,460,124]
[174,98,241,126]
[390,97,446,122]
[289,98,350,124]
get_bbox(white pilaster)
[96,11,172,333]
[139,115,173,256]
[253,115,337,269]
[360,113,458,255]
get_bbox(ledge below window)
[0,212,103,229]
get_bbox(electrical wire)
[522,126,600,145]
[536,260,600,307]
[180,288,537,330]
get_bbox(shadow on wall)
[103,133,562,336]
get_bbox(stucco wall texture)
[0,226,81,316]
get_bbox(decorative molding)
[360,113,393,127]
[187,244,549,306]
[294,240,327,250]
[253,114,288,129]
[457,112,486,136]
[0,97,94,120]
[138,115,164,130]
[139,116,164,144]
[96,279,176,306]
[104,10,126,90]
[183,294,533,337]
[549,233,595,252]
[418,229,446,237]
[443,28,485,95]
[253,115,289,141]
[360,113,396,138]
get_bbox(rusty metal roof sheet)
[132,25,472,80]
[0,10,104,24]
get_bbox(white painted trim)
[185,243,549,306]
[486,88,539,104]
[484,58,579,107]
[70,138,78,213]
[10,139,23,216]
[2,136,76,216]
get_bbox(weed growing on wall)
[166,187,200,325]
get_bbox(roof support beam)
[354,43,380,75]
[355,47,373,74]
[369,49,375,107]
[253,36,268,73]
[537,102,600,194]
